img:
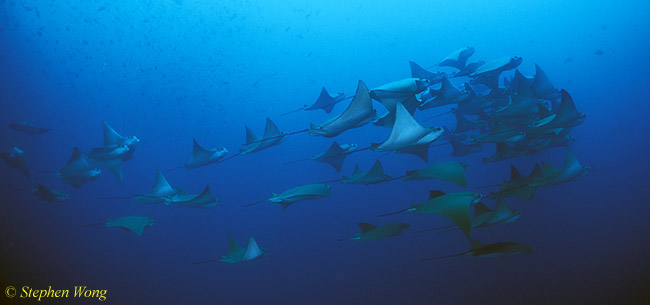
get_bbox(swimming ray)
[341,160,391,185]
[532,147,590,187]
[439,47,475,70]
[373,95,420,128]
[85,216,155,237]
[488,164,541,200]
[246,184,332,210]
[419,237,531,262]
[456,83,494,115]
[532,64,561,100]
[403,161,468,188]
[102,121,140,161]
[184,139,228,169]
[194,234,269,264]
[133,170,177,204]
[409,61,445,83]
[478,197,521,227]
[309,80,376,138]
[57,147,101,188]
[338,222,409,241]
[405,191,482,236]
[470,56,522,90]
[482,142,527,163]
[371,103,443,152]
[308,141,358,172]
[240,118,287,154]
[88,145,129,181]
[370,78,428,112]
[530,89,586,131]
[32,184,70,202]
[8,121,51,135]
[454,60,485,77]
[414,201,494,234]
[0,146,30,178]
[163,186,219,208]
[420,77,470,109]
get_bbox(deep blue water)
[1,0,650,304]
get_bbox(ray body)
[32,184,70,202]
[104,216,155,237]
[341,161,391,185]
[470,56,522,89]
[134,170,177,204]
[373,95,420,128]
[532,64,561,100]
[57,147,101,188]
[420,77,470,109]
[343,222,410,241]
[311,142,358,172]
[489,164,542,200]
[533,147,590,187]
[404,161,468,188]
[470,122,526,143]
[240,118,287,154]
[164,186,219,208]
[269,184,332,210]
[454,112,486,133]
[309,80,376,137]
[482,143,527,163]
[439,47,475,70]
[102,121,140,161]
[409,61,446,83]
[305,87,346,113]
[370,78,428,111]
[87,145,130,181]
[528,90,586,131]
[185,139,228,169]
[0,146,30,178]
[8,121,51,135]
[408,191,482,236]
[199,234,269,264]
[419,238,531,262]
[371,103,443,152]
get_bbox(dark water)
[1,1,649,304]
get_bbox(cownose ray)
[371,103,444,160]
[399,161,468,188]
[377,191,482,237]
[487,164,542,200]
[454,60,485,77]
[528,89,586,132]
[338,222,410,241]
[450,141,483,157]
[0,146,30,178]
[194,234,268,264]
[491,76,540,120]
[439,47,475,70]
[470,56,523,90]
[373,95,420,128]
[245,183,332,210]
[239,117,287,155]
[369,78,429,112]
[414,196,520,234]
[341,160,391,185]
[482,142,528,163]
[83,216,155,237]
[532,147,590,187]
[309,80,376,138]
[470,121,526,143]
[419,77,470,109]
[455,83,495,115]
[184,139,228,169]
[57,147,101,188]
[32,184,70,202]
[409,61,446,83]
[532,64,561,100]
[285,141,357,172]
[282,87,347,116]
[419,237,531,262]
[161,186,220,208]
[88,121,140,181]
[133,170,178,204]
[8,121,51,135]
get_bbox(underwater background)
[1,0,650,304]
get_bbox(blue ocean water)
[1,0,649,304]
